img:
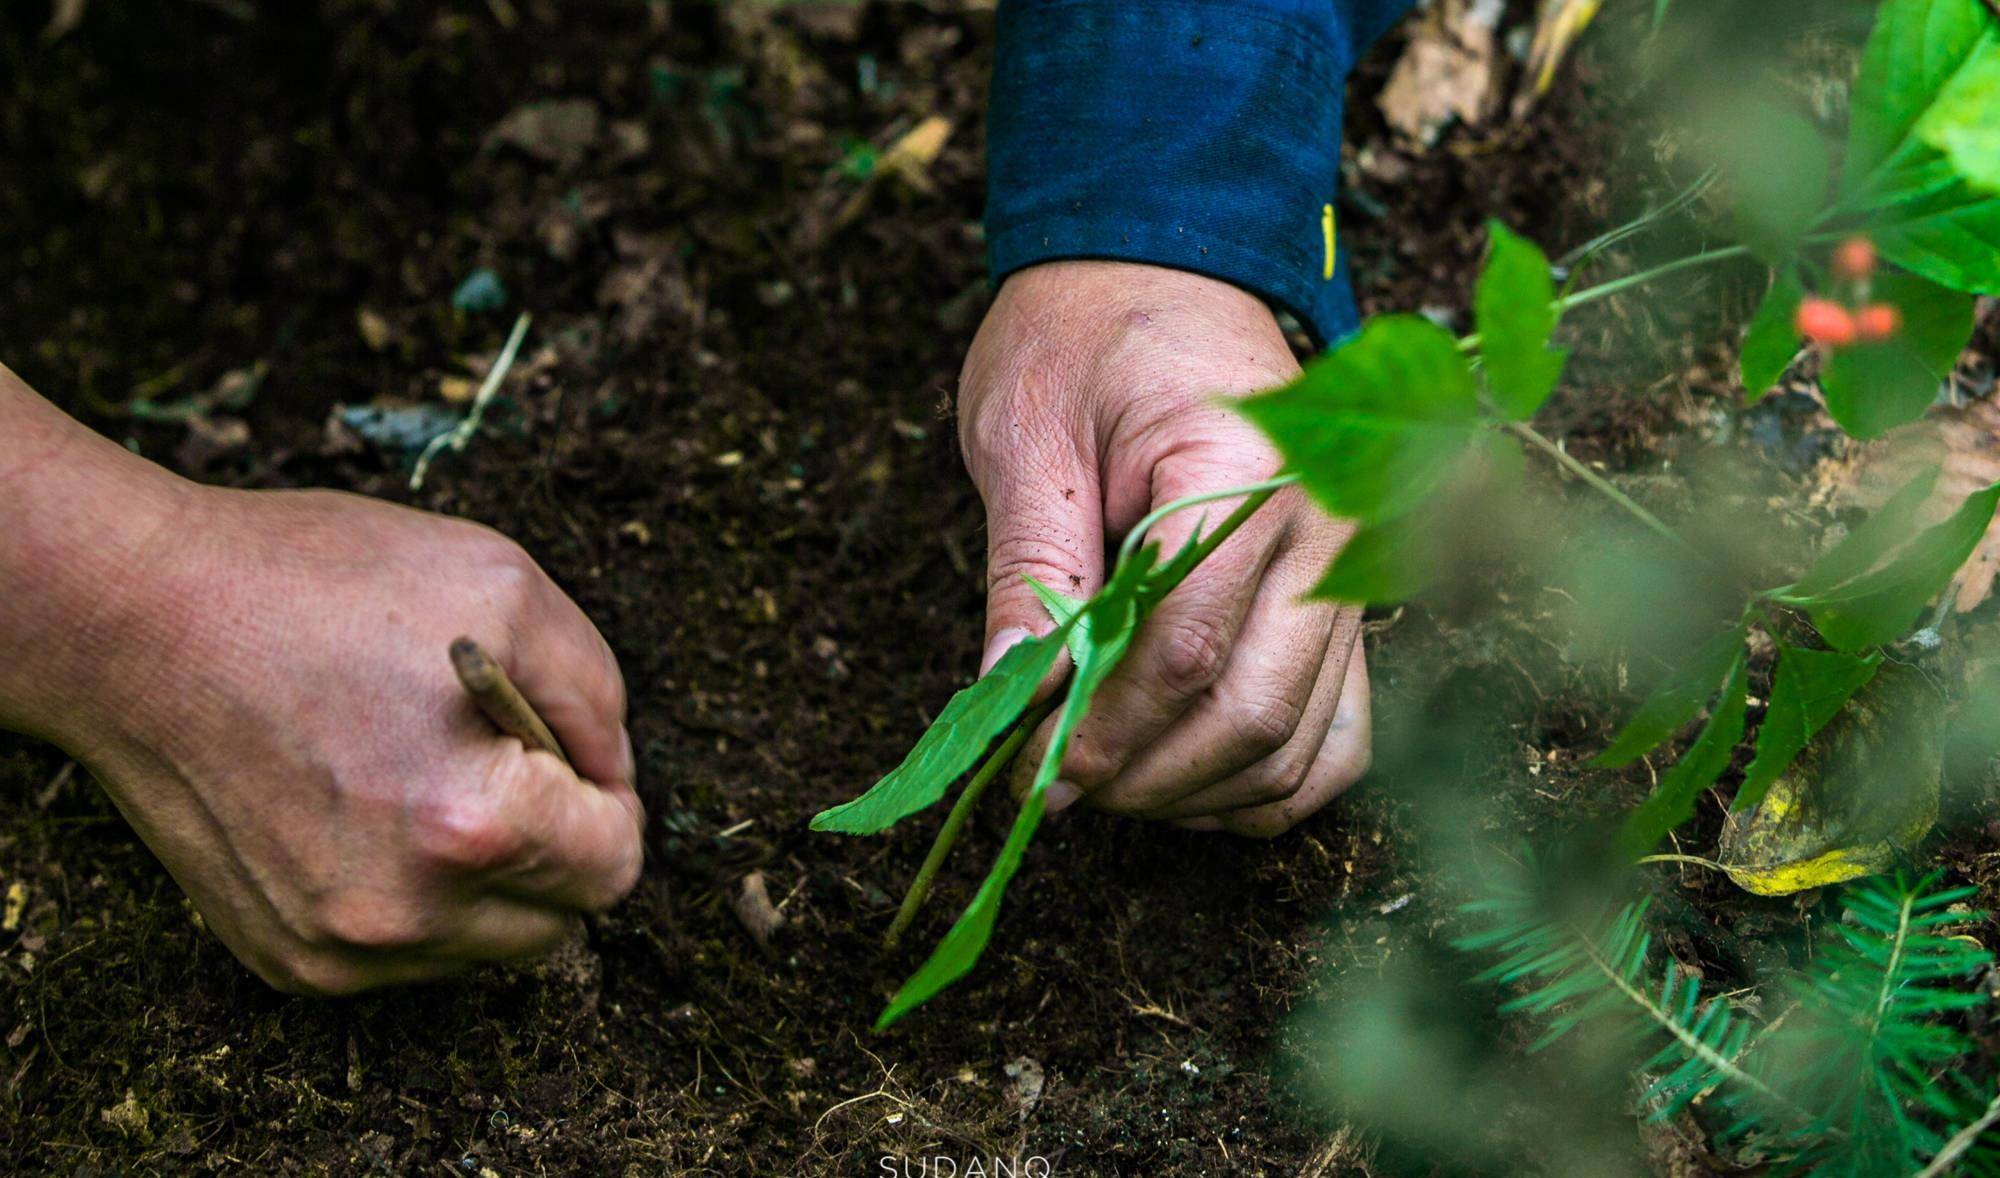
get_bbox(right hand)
[40,485,643,995]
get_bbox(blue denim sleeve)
[985,0,1415,348]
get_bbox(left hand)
[958,260,1371,836]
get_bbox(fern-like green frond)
[1459,870,1995,1174]
[1771,873,1989,1175]
[1456,888,1784,1123]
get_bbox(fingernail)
[1045,780,1081,814]
[1175,817,1225,832]
[618,728,638,786]
[981,628,1032,677]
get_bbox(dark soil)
[1,3,1912,1176]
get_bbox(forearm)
[0,363,192,743]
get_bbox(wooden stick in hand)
[449,637,571,767]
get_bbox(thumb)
[975,444,1106,680]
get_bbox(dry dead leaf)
[1512,0,1603,120]
[878,114,954,193]
[1822,398,2000,613]
[42,0,88,41]
[489,99,601,169]
[731,871,785,948]
[1378,0,1505,148]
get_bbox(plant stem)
[1504,420,1700,557]
[887,473,1303,946]
[1458,242,1753,353]
[1552,243,1751,315]
[1116,473,1301,569]
[886,698,1056,948]
[1917,1090,2000,1178]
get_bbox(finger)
[1084,549,1343,817]
[430,899,579,964]
[1010,459,1292,807]
[968,416,1105,685]
[504,577,637,792]
[1220,647,1371,838]
[482,747,647,912]
[1143,604,1362,819]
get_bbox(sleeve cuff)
[984,0,1363,348]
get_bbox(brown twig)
[449,637,569,765]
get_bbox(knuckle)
[469,534,546,612]
[265,948,368,997]
[414,795,525,873]
[1155,615,1230,696]
[1226,690,1304,759]
[986,532,1088,599]
[588,845,645,912]
[1245,752,1312,805]
[1228,805,1301,840]
[313,892,431,952]
[1054,728,1121,791]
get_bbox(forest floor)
[4,3,1994,1176]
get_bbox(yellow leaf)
[1719,663,1942,896]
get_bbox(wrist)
[0,370,206,746]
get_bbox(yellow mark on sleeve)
[1321,203,1337,281]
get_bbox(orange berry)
[1832,237,1878,281]
[1855,303,1902,341]
[1796,298,1857,347]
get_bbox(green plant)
[1460,871,1995,1174]
[816,0,2000,1028]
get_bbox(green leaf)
[1920,51,2000,192]
[1727,107,1831,264]
[1475,222,1570,419]
[878,555,1151,1027]
[1740,270,1804,402]
[1734,646,1882,814]
[1818,271,1975,439]
[1310,512,1436,604]
[1864,178,2000,293]
[810,624,1068,835]
[1025,575,1090,665]
[1802,481,2000,650]
[1792,465,1941,596]
[1845,0,1999,195]
[1616,650,1750,860]
[1841,0,2000,291]
[1595,624,1749,768]
[1237,315,1479,523]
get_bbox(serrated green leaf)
[1595,624,1749,768]
[1920,51,2000,192]
[1734,646,1882,814]
[1842,0,2000,292]
[1236,315,1479,524]
[1310,512,1435,604]
[1792,465,1941,596]
[1741,270,1804,401]
[811,624,1068,835]
[1476,222,1570,419]
[1845,0,2000,196]
[1616,650,1750,860]
[1818,271,1975,439]
[1026,575,1089,665]
[1865,178,2000,293]
[1802,481,2000,650]
[878,555,1151,1027]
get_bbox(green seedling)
[820,0,2000,1027]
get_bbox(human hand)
[958,261,1370,837]
[31,483,643,995]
